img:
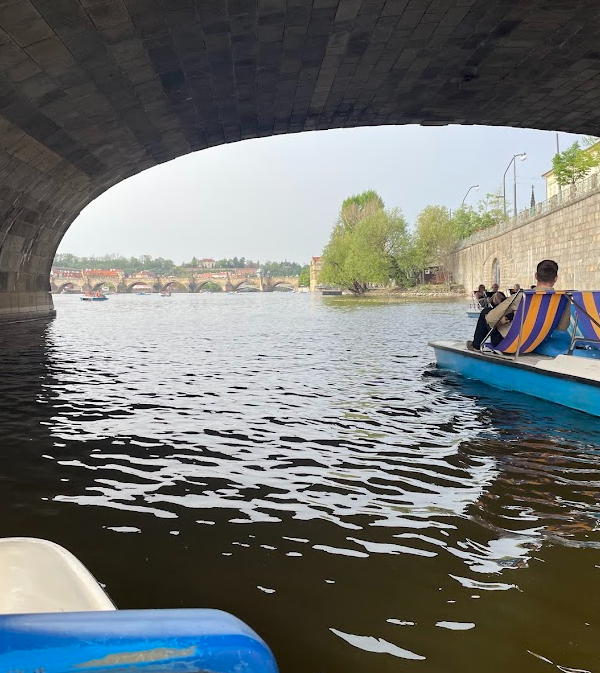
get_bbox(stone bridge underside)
[1,0,600,322]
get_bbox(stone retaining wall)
[448,188,600,292]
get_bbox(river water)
[1,293,598,672]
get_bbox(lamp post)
[503,153,527,218]
[461,184,479,205]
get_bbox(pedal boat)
[431,290,600,418]
[0,537,278,673]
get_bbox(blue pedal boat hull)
[430,340,600,418]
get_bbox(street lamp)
[503,153,527,218]
[461,184,479,205]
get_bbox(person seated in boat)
[509,283,521,295]
[485,283,500,298]
[473,284,490,309]
[468,260,569,351]
[490,291,506,306]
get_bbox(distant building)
[543,141,600,199]
[309,256,322,292]
[51,267,82,278]
[200,258,215,269]
[82,269,122,277]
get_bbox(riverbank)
[334,286,465,298]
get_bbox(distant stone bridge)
[51,272,299,294]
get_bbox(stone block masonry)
[448,188,600,293]
[1,0,600,322]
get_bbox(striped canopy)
[492,290,569,355]
[571,291,600,342]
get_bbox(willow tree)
[320,191,412,293]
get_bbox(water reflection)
[0,295,598,672]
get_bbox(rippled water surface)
[2,293,599,672]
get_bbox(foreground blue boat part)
[0,609,278,673]
[430,340,600,418]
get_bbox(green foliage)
[471,190,506,230]
[552,141,600,186]
[448,191,505,241]
[320,191,414,293]
[582,136,599,148]
[54,253,306,277]
[53,253,176,275]
[261,260,304,276]
[340,190,385,229]
[413,206,457,272]
[298,266,310,287]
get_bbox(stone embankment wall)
[449,187,600,292]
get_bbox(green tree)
[452,205,479,239]
[298,266,310,287]
[582,136,600,148]
[52,253,178,275]
[320,191,413,293]
[552,141,600,186]
[414,205,458,277]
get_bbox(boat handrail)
[567,291,600,354]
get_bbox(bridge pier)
[0,292,55,325]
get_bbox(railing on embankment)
[455,173,600,250]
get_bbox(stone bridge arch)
[231,280,260,292]
[91,280,118,292]
[53,280,84,294]
[160,280,190,293]
[269,281,296,292]
[125,281,155,293]
[0,0,598,322]
[195,280,226,292]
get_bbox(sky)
[58,125,582,265]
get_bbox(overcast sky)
[58,125,581,265]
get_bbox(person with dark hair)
[468,260,569,351]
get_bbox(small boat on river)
[431,290,600,417]
[80,294,108,301]
[0,537,278,673]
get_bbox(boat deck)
[431,340,600,385]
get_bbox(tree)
[552,141,600,186]
[320,191,413,293]
[298,266,310,287]
[452,205,479,239]
[414,205,458,279]
[582,136,600,148]
[475,190,505,229]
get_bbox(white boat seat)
[0,537,115,614]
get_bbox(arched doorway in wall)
[492,258,501,287]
